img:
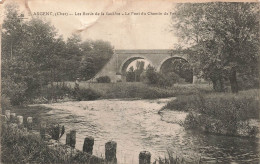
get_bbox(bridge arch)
[158,55,194,83]
[158,55,188,72]
[119,55,154,75]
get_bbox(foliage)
[78,57,95,80]
[1,3,113,105]
[172,3,259,92]
[96,76,111,83]
[1,76,27,105]
[75,88,102,101]
[163,89,259,136]
[126,66,136,82]
[126,61,145,82]
[161,58,193,83]
[143,65,175,87]
[1,94,12,110]
[1,123,104,164]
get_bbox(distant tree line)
[1,3,113,105]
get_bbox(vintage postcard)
[0,0,259,163]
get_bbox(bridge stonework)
[93,49,189,83]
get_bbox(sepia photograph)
[0,0,259,163]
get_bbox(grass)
[1,123,104,164]
[162,89,260,137]
[154,150,202,164]
[65,81,213,99]
[24,81,213,104]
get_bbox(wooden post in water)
[17,116,23,126]
[66,133,71,146]
[27,117,33,130]
[139,151,151,164]
[5,110,10,121]
[52,124,60,140]
[105,141,117,164]
[40,122,46,139]
[70,130,76,148]
[83,136,94,154]
[65,130,76,148]
[10,113,16,123]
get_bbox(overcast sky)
[2,0,178,49]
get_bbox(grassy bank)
[26,82,213,104]
[69,82,213,99]
[1,123,104,164]
[162,89,259,137]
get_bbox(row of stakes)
[3,110,152,164]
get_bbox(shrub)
[1,123,104,164]
[1,77,27,105]
[75,88,102,101]
[96,76,111,83]
[1,94,12,111]
[162,94,204,111]
[165,89,259,137]
[143,66,175,87]
[38,83,74,103]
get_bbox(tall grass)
[163,89,259,137]
[64,82,213,100]
[1,123,104,164]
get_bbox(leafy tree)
[126,66,135,82]
[1,3,114,104]
[78,56,95,80]
[64,34,83,81]
[2,3,65,103]
[126,61,145,82]
[2,4,29,104]
[88,40,114,77]
[135,61,145,81]
[143,65,174,87]
[172,2,259,92]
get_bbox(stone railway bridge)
[93,49,197,83]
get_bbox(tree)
[64,34,83,81]
[172,3,259,92]
[78,56,95,80]
[135,61,145,81]
[126,66,135,82]
[88,40,114,77]
[2,3,64,103]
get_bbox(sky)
[1,0,179,49]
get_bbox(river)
[38,98,259,164]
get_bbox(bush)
[164,89,259,137]
[237,74,259,90]
[96,76,111,83]
[143,66,175,87]
[75,88,102,101]
[1,123,104,164]
[37,83,74,103]
[1,77,27,105]
[1,94,12,111]
[162,94,204,112]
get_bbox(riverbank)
[27,82,213,104]
[161,89,260,138]
[1,121,104,164]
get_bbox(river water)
[39,98,259,164]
